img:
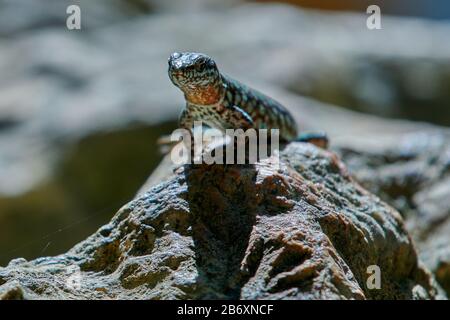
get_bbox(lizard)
[167,51,328,149]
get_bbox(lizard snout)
[170,52,182,60]
[168,52,182,70]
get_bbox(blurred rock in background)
[0,0,449,296]
[257,0,450,20]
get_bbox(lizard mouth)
[169,68,185,79]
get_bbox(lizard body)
[168,52,327,147]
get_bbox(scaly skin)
[168,52,327,146]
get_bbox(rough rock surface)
[0,143,441,299]
[336,132,450,297]
[1,1,450,298]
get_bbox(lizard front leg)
[219,105,257,164]
[296,132,329,149]
[157,107,196,153]
[178,107,202,161]
[221,105,255,130]
[179,108,196,130]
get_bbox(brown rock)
[336,132,450,297]
[0,143,440,299]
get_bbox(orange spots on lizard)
[185,85,222,105]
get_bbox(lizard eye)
[196,64,204,72]
[207,59,216,68]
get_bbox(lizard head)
[168,52,223,105]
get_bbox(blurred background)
[0,0,449,267]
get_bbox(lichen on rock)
[0,143,442,299]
